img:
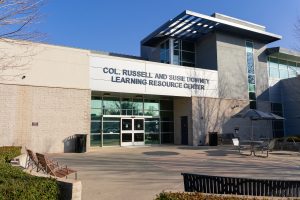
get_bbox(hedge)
[0,146,22,163]
[0,146,60,200]
[155,192,268,200]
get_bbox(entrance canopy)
[142,10,281,47]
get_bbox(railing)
[182,173,300,197]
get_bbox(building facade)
[0,10,299,153]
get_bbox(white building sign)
[90,54,218,97]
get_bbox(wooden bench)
[36,153,77,180]
[182,173,300,197]
[25,148,43,172]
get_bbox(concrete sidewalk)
[50,145,300,200]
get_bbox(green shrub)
[0,146,22,163]
[0,146,60,199]
[0,162,59,200]
[155,192,268,200]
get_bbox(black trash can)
[75,134,87,153]
[209,132,218,146]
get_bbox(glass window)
[144,99,159,116]
[103,134,120,146]
[249,92,256,100]
[249,101,256,109]
[145,118,160,133]
[91,97,102,108]
[145,133,160,144]
[103,97,120,115]
[91,121,101,133]
[160,40,170,64]
[247,52,254,74]
[132,99,143,115]
[269,60,279,78]
[90,134,101,147]
[181,51,195,64]
[160,111,174,121]
[160,100,173,110]
[246,41,253,51]
[278,59,288,79]
[161,122,174,132]
[103,118,120,133]
[248,74,255,84]
[121,98,132,115]
[182,40,195,52]
[161,133,173,144]
[91,109,101,120]
[172,39,195,67]
[248,84,255,92]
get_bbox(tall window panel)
[91,96,102,147]
[246,41,256,109]
[268,57,300,79]
[160,40,170,64]
[173,39,195,67]
[271,103,284,138]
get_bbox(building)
[0,10,299,153]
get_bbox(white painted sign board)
[90,54,218,98]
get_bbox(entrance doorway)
[121,118,145,146]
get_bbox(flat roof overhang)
[141,10,282,47]
[266,47,300,62]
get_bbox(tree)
[0,0,45,80]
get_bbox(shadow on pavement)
[203,149,238,157]
[143,151,179,156]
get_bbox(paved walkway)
[50,145,300,200]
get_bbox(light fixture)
[197,23,202,26]
[192,31,197,34]
[203,24,208,28]
[187,29,191,32]
[209,26,214,29]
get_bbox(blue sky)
[39,0,300,56]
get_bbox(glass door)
[133,119,144,146]
[121,118,144,146]
[121,118,133,146]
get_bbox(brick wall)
[0,84,90,153]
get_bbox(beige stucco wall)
[173,98,193,145]
[0,40,90,89]
[192,97,273,145]
[0,84,90,153]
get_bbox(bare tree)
[0,0,45,80]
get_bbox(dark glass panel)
[90,134,101,147]
[249,92,256,100]
[103,134,120,146]
[161,122,174,132]
[161,133,174,144]
[121,133,132,142]
[249,101,257,109]
[248,74,255,84]
[103,119,120,133]
[181,40,195,52]
[134,119,144,130]
[91,109,102,120]
[134,133,144,142]
[160,100,173,110]
[145,119,160,132]
[160,111,174,121]
[145,133,160,144]
[91,121,101,133]
[122,119,132,131]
